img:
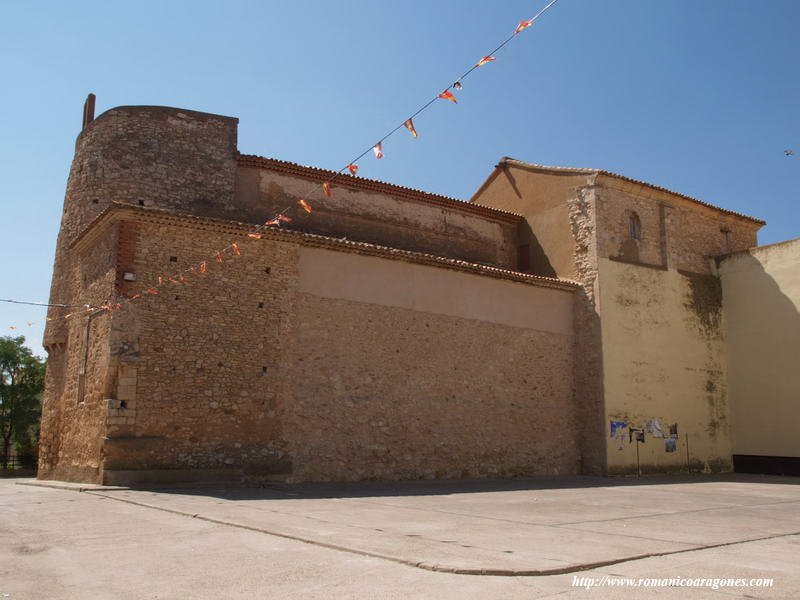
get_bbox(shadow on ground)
[143,472,800,502]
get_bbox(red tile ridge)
[86,202,579,292]
[237,154,524,223]
[498,158,766,225]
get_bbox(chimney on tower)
[82,93,96,130]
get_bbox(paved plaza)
[2,474,798,598]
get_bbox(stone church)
[38,100,799,486]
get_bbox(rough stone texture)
[38,225,118,483]
[39,103,580,485]
[594,176,760,273]
[566,183,607,476]
[49,213,577,483]
[470,168,608,476]
[282,295,577,483]
[41,105,240,482]
[41,103,777,486]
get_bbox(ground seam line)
[82,490,800,577]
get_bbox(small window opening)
[262,367,268,375]
[629,213,642,241]
[264,266,271,274]
[138,200,145,206]
[169,256,177,262]
[258,302,264,308]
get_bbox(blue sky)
[1,0,798,356]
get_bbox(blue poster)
[610,420,627,437]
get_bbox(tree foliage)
[0,336,46,469]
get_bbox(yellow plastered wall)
[719,238,800,458]
[599,259,732,474]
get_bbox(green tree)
[0,336,46,469]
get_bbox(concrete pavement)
[3,474,799,598]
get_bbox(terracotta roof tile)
[86,202,579,292]
[237,154,524,223]
[499,158,766,225]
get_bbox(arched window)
[629,212,642,241]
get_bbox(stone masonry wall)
[594,177,761,274]
[567,182,607,476]
[41,105,241,481]
[469,166,607,476]
[281,294,579,482]
[41,100,593,485]
[101,216,297,478]
[38,225,118,483]
[76,209,580,483]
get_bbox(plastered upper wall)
[599,259,731,474]
[470,165,594,279]
[236,166,520,268]
[719,238,800,458]
[297,248,573,335]
[593,178,759,474]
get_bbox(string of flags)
[251,0,559,230]
[3,0,562,331]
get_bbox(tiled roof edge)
[96,202,579,292]
[500,158,766,225]
[237,154,524,223]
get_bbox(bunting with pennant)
[515,18,533,34]
[3,0,563,331]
